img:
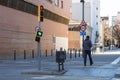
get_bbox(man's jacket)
[83,38,92,50]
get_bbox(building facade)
[0,0,71,59]
[71,0,100,44]
[90,0,100,44]
[68,20,92,50]
[72,2,91,26]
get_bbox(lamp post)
[80,0,85,56]
[81,0,85,21]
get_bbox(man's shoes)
[90,63,93,66]
[84,64,86,66]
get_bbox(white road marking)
[32,76,56,79]
[111,56,120,64]
[112,78,120,80]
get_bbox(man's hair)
[86,36,89,39]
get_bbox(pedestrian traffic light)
[35,36,40,42]
[37,30,43,37]
[35,30,43,42]
[40,5,44,22]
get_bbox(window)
[54,0,59,6]
[96,22,98,25]
[17,0,25,11]
[0,0,69,24]
[9,0,18,9]
[96,7,98,10]
[47,0,53,3]
[0,0,8,6]
[61,1,63,8]
[96,15,98,18]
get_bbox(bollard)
[79,49,81,57]
[68,49,69,54]
[64,49,66,59]
[14,50,16,60]
[32,49,34,58]
[70,49,72,59]
[51,49,53,56]
[24,50,26,59]
[45,49,47,57]
[75,49,77,58]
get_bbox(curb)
[114,74,120,78]
[21,70,67,75]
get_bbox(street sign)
[81,25,86,31]
[80,31,86,36]
[80,20,87,31]
[35,26,40,31]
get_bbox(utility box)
[56,51,66,63]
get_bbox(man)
[83,35,93,66]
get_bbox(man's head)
[86,35,89,39]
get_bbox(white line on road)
[112,78,120,80]
[32,76,56,79]
[111,56,120,65]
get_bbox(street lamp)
[80,0,85,21]
[80,0,84,3]
[80,0,85,56]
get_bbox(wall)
[55,37,68,51]
[68,31,81,49]
[0,1,69,59]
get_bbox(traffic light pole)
[36,5,44,71]
[37,22,41,70]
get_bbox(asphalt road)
[0,50,120,80]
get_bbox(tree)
[112,24,120,40]
[112,24,120,47]
[104,27,111,47]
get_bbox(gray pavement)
[0,49,120,80]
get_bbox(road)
[0,49,120,80]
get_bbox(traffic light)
[35,36,40,42]
[35,31,43,42]
[40,5,44,22]
[37,30,43,37]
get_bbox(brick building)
[0,0,71,59]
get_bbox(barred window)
[54,0,59,6]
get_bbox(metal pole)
[82,1,84,21]
[37,41,41,70]
[83,2,85,50]
[81,0,85,54]
[37,22,41,70]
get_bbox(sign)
[80,31,86,36]
[80,21,87,31]
[81,25,86,31]
[35,26,40,31]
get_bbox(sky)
[72,0,120,17]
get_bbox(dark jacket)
[83,38,92,50]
